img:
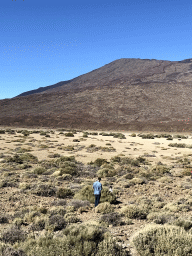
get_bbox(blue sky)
[1,0,192,99]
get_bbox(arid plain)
[0,127,192,255]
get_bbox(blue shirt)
[93,181,102,195]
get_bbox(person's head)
[98,177,101,182]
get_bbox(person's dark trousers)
[95,194,101,207]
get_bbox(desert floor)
[0,127,192,255]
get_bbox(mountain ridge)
[1,58,192,132]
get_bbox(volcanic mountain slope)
[1,58,192,131]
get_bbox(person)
[109,185,113,193]
[93,177,102,207]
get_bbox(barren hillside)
[1,58,192,131]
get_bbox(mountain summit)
[1,58,192,131]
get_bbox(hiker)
[93,177,102,207]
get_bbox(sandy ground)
[1,129,192,165]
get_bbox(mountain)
[1,58,192,132]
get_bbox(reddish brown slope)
[1,58,192,131]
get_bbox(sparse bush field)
[1,128,192,255]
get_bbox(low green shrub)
[132,224,192,256]
[22,130,30,137]
[111,156,121,163]
[182,168,192,176]
[147,211,176,224]
[68,199,90,210]
[56,188,74,199]
[174,218,192,231]
[33,167,46,175]
[138,133,155,139]
[58,163,77,176]
[100,212,124,226]
[1,226,27,245]
[48,153,61,158]
[33,184,56,197]
[65,132,74,137]
[168,143,187,148]
[20,223,129,255]
[0,215,9,224]
[64,213,81,224]
[95,202,114,214]
[97,167,116,178]
[47,214,66,231]
[94,158,109,167]
[20,153,38,163]
[121,205,149,219]
[0,245,26,256]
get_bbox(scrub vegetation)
[0,128,192,255]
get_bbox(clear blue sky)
[1,0,192,99]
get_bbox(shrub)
[90,132,98,135]
[73,139,80,142]
[63,145,74,151]
[29,217,46,232]
[95,202,114,214]
[64,213,81,224]
[59,166,77,176]
[48,153,61,158]
[0,246,26,256]
[6,129,15,134]
[150,165,170,176]
[6,154,23,164]
[132,224,192,256]
[112,133,126,139]
[168,143,186,148]
[56,188,74,199]
[120,157,140,167]
[1,226,26,244]
[100,212,121,225]
[0,130,5,134]
[121,205,148,219]
[0,215,9,224]
[97,168,116,178]
[65,132,74,137]
[174,218,192,231]
[34,167,46,175]
[182,168,192,176]
[94,158,109,167]
[54,156,76,167]
[147,212,176,224]
[139,133,155,139]
[128,177,147,186]
[100,212,124,226]
[74,185,116,204]
[111,156,121,163]
[40,131,47,136]
[51,199,67,206]
[19,153,38,163]
[48,214,66,231]
[20,223,129,256]
[48,206,66,216]
[68,199,90,210]
[33,184,56,197]
[22,130,30,137]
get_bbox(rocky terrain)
[1,58,192,131]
